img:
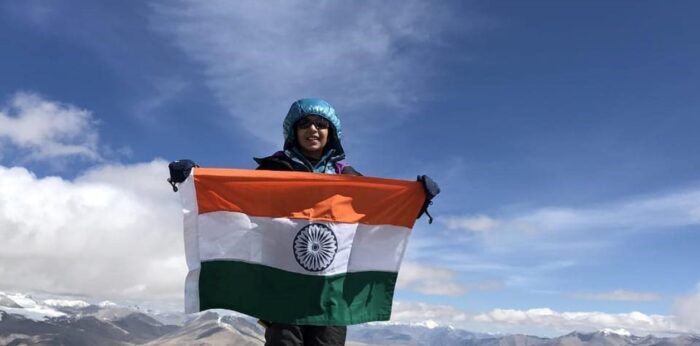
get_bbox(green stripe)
[199,261,398,325]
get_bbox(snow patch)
[0,295,21,308]
[602,328,632,337]
[0,292,77,321]
[0,306,67,321]
[366,320,454,330]
[43,299,90,308]
[2,293,39,308]
[217,315,240,333]
[191,308,244,319]
[420,320,440,329]
[98,300,118,307]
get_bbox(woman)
[255,98,358,346]
[255,98,360,176]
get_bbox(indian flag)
[179,168,426,325]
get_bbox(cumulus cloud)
[576,290,660,302]
[0,160,186,300]
[397,262,468,296]
[0,92,100,161]
[396,261,501,296]
[673,284,700,331]
[150,0,468,144]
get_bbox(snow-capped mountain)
[0,291,265,345]
[2,291,699,345]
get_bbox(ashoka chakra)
[293,223,338,272]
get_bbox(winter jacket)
[255,151,362,176]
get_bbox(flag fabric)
[179,168,426,325]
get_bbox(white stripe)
[179,174,200,313]
[183,268,200,314]
[197,211,411,276]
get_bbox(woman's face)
[295,115,329,159]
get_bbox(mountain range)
[1,291,699,345]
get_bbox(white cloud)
[0,92,100,161]
[517,188,700,233]
[397,262,467,296]
[390,301,470,325]
[576,290,660,302]
[133,77,188,123]
[673,284,700,331]
[448,187,700,234]
[0,160,186,301]
[443,214,499,232]
[150,0,467,145]
[388,301,691,336]
[472,308,683,336]
[397,261,501,296]
[443,187,700,255]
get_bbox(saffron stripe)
[192,168,425,228]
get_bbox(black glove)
[168,159,199,192]
[417,175,441,224]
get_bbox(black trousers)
[264,323,347,346]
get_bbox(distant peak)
[98,300,118,307]
[420,319,439,329]
[601,328,632,337]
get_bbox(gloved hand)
[417,175,440,224]
[167,159,199,192]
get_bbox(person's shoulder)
[254,151,294,171]
[254,151,286,162]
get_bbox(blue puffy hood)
[282,98,344,156]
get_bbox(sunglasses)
[296,117,330,130]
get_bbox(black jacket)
[255,152,362,176]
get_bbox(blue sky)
[1,0,699,336]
